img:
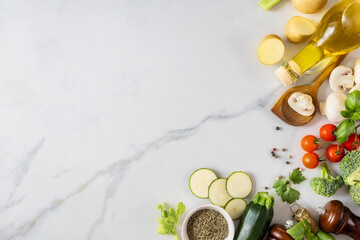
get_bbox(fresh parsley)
[157,202,185,240]
[273,169,305,204]
[290,168,306,184]
[336,90,360,143]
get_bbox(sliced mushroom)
[288,92,315,116]
[319,92,347,123]
[329,65,355,93]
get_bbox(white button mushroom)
[288,92,315,116]
[329,65,355,93]
[354,58,360,84]
[319,92,347,123]
[350,58,360,93]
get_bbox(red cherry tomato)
[326,145,345,162]
[319,124,337,141]
[342,134,360,151]
[302,152,319,169]
[301,135,319,152]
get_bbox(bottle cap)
[275,66,294,87]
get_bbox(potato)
[258,34,285,65]
[291,0,327,14]
[285,16,315,43]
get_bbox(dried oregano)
[187,209,228,240]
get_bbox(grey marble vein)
[7,87,282,239]
[1,138,46,211]
[44,169,70,180]
[85,87,282,239]
[7,168,108,240]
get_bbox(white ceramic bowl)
[181,204,235,240]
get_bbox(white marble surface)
[0,0,359,239]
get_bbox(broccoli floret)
[310,163,344,197]
[340,151,360,186]
[349,183,360,206]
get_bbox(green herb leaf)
[335,119,355,143]
[287,218,320,240]
[306,230,319,240]
[287,221,306,240]
[341,110,356,118]
[157,202,185,239]
[289,169,305,184]
[345,90,360,111]
[303,219,319,240]
[351,111,360,120]
[273,180,288,196]
[281,187,300,204]
[273,169,304,204]
[176,202,185,217]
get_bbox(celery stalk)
[259,0,282,10]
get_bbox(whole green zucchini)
[234,191,274,240]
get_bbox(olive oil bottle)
[276,0,360,86]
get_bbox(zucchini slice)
[224,198,247,220]
[226,172,252,198]
[208,178,232,207]
[189,168,217,198]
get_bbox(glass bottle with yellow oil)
[276,0,360,86]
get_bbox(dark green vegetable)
[234,192,274,240]
[310,163,344,197]
[339,150,360,186]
